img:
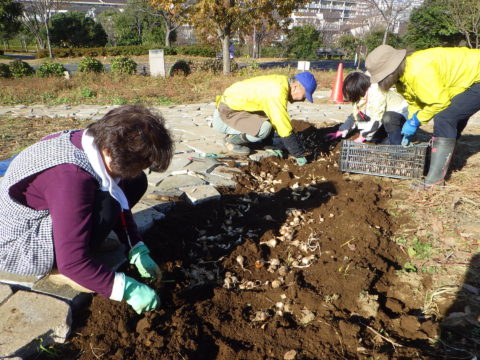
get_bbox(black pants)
[434,82,480,139]
[90,172,147,247]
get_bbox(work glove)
[124,275,160,314]
[129,242,162,280]
[325,130,347,140]
[295,157,308,166]
[401,113,420,138]
[354,135,366,143]
[265,148,284,158]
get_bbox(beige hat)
[365,45,407,83]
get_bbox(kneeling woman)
[327,71,408,145]
[0,105,173,314]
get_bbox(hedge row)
[36,45,217,59]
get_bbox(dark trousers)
[434,82,480,139]
[90,172,147,247]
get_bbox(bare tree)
[440,0,480,48]
[20,0,64,57]
[150,0,195,47]
[361,0,413,44]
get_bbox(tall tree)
[440,0,480,48]
[189,0,308,75]
[285,24,323,60]
[0,0,22,48]
[362,0,413,44]
[49,12,108,47]
[404,0,462,49]
[149,0,193,47]
[20,0,64,57]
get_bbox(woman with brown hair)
[0,105,174,313]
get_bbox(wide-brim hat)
[365,45,406,83]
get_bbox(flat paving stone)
[132,202,166,233]
[181,185,221,205]
[210,165,242,179]
[204,174,236,188]
[0,283,12,305]
[185,140,228,155]
[0,271,39,289]
[156,174,206,191]
[146,170,170,187]
[0,291,71,358]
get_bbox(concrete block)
[0,283,13,305]
[132,203,166,233]
[32,244,126,302]
[181,185,221,205]
[185,140,228,156]
[0,291,71,358]
[210,165,242,179]
[204,174,236,188]
[146,170,169,187]
[155,174,206,191]
[0,271,38,289]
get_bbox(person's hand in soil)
[296,156,308,166]
[123,275,160,314]
[325,129,347,141]
[129,242,162,280]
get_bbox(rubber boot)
[412,137,456,190]
[224,133,251,155]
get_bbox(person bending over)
[212,72,317,166]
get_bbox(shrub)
[36,61,67,77]
[0,50,4,56]
[9,59,35,78]
[111,56,137,75]
[176,45,216,58]
[0,63,12,78]
[198,59,238,73]
[37,45,178,59]
[78,57,104,73]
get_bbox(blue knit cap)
[294,71,317,102]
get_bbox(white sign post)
[149,49,166,77]
[297,61,311,71]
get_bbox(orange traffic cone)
[330,62,345,104]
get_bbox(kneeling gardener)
[212,72,317,165]
[0,105,173,314]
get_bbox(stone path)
[1,93,480,358]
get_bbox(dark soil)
[33,122,442,360]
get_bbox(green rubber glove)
[123,275,160,314]
[265,148,284,158]
[296,157,307,166]
[129,243,161,280]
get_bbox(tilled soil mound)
[46,124,439,360]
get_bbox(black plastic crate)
[339,140,429,179]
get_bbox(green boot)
[224,133,251,155]
[412,137,456,190]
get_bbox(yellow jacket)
[216,75,293,137]
[397,47,480,123]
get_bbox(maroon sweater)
[8,130,141,298]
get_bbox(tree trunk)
[44,19,53,58]
[222,35,231,75]
[252,25,257,58]
[165,28,171,47]
[382,24,389,45]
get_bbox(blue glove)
[296,157,307,166]
[401,113,420,137]
[123,275,160,314]
[129,243,162,280]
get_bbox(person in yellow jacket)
[212,72,317,165]
[366,45,480,189]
